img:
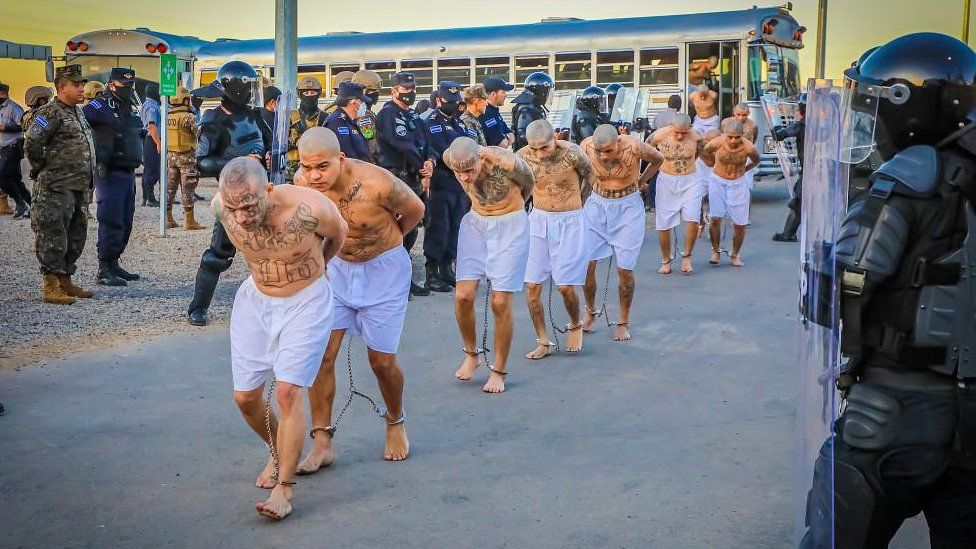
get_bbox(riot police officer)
[376,71,436,296]
[572,85,609,144]
[801,33,976,547]
[423,81,469,292]
[511,71,553,151]
[284,76,327,182]
[352,69,383,162]
[771,93,805,242]
[187,60,270,326]
[604,82,623,114]
[84,68,145,286]
[323,82,371,161]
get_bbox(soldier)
[375,71,436,296]
[322,82,371,161]
[284,76,327,183]
[82,81,104,106]
[323,71,355,116]
[460,85,488,146]
[84,68,145,286]
[511,72,553,151]
[23,64,97,304]
[352,69,383,162]
[0,81,29,219]
[165,86,205,231]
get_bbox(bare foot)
[681,256,693,274]
[566,325,584,353]
[255,456,277,489]
[658,259,673,274]
[255,485,293,520]
[710,249,720,264]
[613,323,631,342]
[731,255,746,267]
[525,342,553,360]
[482,371,506,393]
[296,434,336,475]
[455,353,482,381]
[582,310,597,333]
[384,423,410,461]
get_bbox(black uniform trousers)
[187,222,237,315]
[423,170,469,264]
[0,142,30,205]
[94,167,135,261]
[390,167,425,253]
[141,135,160,200]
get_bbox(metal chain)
[264,378,279,482]
[546,280,571,352]
[588,257,618,327]
[328,338,386,436]
[481,278,493,365]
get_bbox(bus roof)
[66,28,211,59]
[195,7,802,69]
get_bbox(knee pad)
[200,248,233,273]
[802,451,876,549]
[843,383,903,451]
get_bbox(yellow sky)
[0,0,968,104]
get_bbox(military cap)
[25,85,53,106]
[437,81,462,102]
[83,81,104,100]
[55,64,88,83]
[337,81,368,103]
[298,76,322,91]
[391,72,415,87]
[169,85,191,105]
[108,67,136,84]
[483,76,514,93]
[352,69,382,91]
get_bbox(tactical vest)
[286,108,324,162]
[166,107,196,153]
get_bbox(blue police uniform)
[423,82,470,266]
[324,109,370,161]
[478,104,512,147]
[83,78,144,267]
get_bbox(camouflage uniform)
[460,110,488,146]
[24,97,97,276]
[165,104,199,207]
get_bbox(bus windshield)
[747,44,801,100]
[67,55,161,84]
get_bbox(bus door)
[686,41,740,121]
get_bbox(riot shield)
[609,87,640,126]
[270,90,293,185]
[548,90,577,136]
[795,79,850,548]
[760,93,802,196]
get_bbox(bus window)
[554,52,590,91]
[401,59,433,96]
[329,63,360,92]
[365,61,396,97]
[200,70,217,86]
[781,47,800,98]
[437,58,471,86]
[596,50,634,87]
[638,48,679,87]
[68,55,160,84]
[298,64,327,91]
[747,45,800,100]
[515,55,549,86]
[475,56,510,84]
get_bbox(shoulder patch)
[337,126,350,135]
[395,125,407,137]
[467,128,478,138]
[33,115,49,128]
[429,125,443,134]
[89,99,103,109]
[485,118,497,127]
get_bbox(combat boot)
[438,260,456,287]
[42,274,76,304]
[184,208,205,230]
[0,194,12,215]
[425,264,452,293]
[57,274,94,298]
[97,260,127,286]
[410,281,431,297]
[165,207,178,229]
[110,259,140,281]
[12,200,30,219]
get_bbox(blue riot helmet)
[576,85,607,114]
[523,72,553,106]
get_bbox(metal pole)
[965,0,972,45]
[159,99,169,236]
[814,0,828,79]
[275,0,298,99]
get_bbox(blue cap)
[437,81,462,102]
[337,81,369,103]
[483,76,514,93]
[391,72,415,87]
[109,68,136,84]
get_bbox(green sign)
[160,53,178,96]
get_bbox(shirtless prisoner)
[215,156,348,521]
[517,119,596,359]
[702,118,760,267]
[292,127,425,468]
[724,102,758,143]
[446,137,535,393]
[647,114,702,274]
[689,84,720,136]
[580,124,663,341]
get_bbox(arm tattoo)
[384,179,411,214]
[570,150,594,199]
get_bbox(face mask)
[113,86,135,104]
[440,102,460,117]
[366,91,380,106]
[398,91,416,106]
[300,95,319,111]
[356,101,367,118]
[0,97,6,107]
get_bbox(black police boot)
[188,309,210,326]
[143,193,160,207]
[187,267,220,326]
[110,259,140,281]
[12,200,30,219]
[0,401,4,415]
[193,192,207,202]
[425,264,452,293]
[438,260,456,287]
[410,281,431,297]
[773,211,800,242]
[97,260,128,286]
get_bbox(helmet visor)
[840,78,911,164]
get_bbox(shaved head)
[445,136,481,171]
[672,113,692,128]
[721,118,744,135]
[219,156,268,196]
[696,84,710,94]
[733,102,750,114]
[298,126,341,158]
[592,124,618,148]
[526,119,555,145]
[703,128,721,142]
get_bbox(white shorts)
[707,172,752,226]
[693,115,720,135]
[230,275,333,392]
[524,208,588,286]
[695,159,711,199]
[655,172,703,230]
[456,209,530,292]
[583,191,646,271]
[329,246,411,354]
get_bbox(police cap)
[109,67,136,85]
[437,81,462,102]
[483,76,514,93]
[337,81,369,103]
[55,64,88,84]
[391,72,415,88]
[263,86,282,103]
